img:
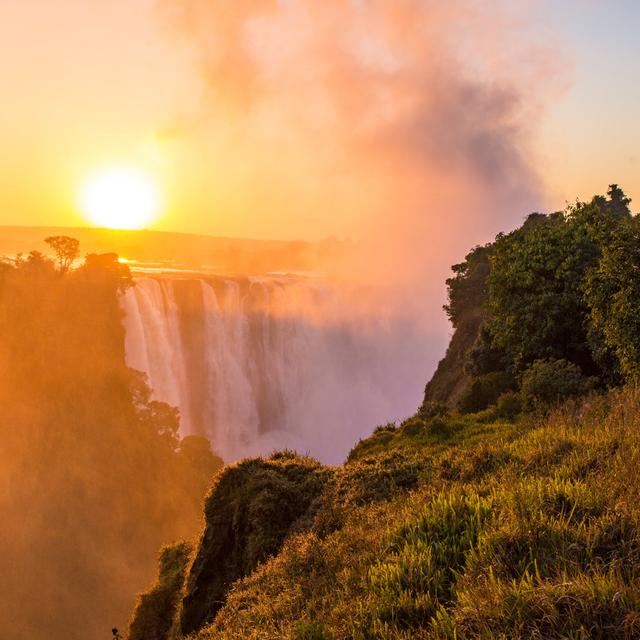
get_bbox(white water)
[121,275,433,464]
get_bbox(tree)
[592,183,632,218]
[444,244,492,328]
[584,209,640,381]
[178,436,224,484]
[18,250,56,275]
[457,371,515,414]
[520,358,596,410]
[77,252,133,292]
[466,322,512,376]
[0,245,216,639]
[486,211,601,375]
[45,235,80,273]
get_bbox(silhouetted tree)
[444,244,492,328]
[45,235,80,273]
[15,250,56,275]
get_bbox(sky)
[0,0,638,244]
[534,0,640,209]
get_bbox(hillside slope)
[128,187,640,639]
[130,387,640,639]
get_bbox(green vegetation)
[457,371,515,414]
[424,245,491,406]
[584,199,640,380]
[129,543,192,640]
[127,185,640,639]
[180,455,331,635]
[485,210,600,375]
[426,184,637,409]
[519,358,597,410]
[130,386,640,639]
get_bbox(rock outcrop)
[180,454,332,635]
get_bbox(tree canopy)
[430,184,637,411]
[486,210,601,375]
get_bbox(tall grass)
[130,386,640,639]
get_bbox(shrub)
[418,401,450,420]
[399,416,426,437]
[494,391,522,420]
[128,542,191,640]
[457,371,515,414]
[520,358,596,410]
[426,416,453,439]
[373,422,398,434]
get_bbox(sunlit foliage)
[129,386,640,639]
[126,186,640,640]
[427,185,637,412]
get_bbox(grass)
[128,386,640,640]
[347,412,515,462]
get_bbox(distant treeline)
[0,226,352,275]
[426,184,640,413]
[0,245,222,640]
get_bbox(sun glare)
[79,166,162,230]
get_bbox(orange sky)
[0,0,638,244]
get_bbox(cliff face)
[128,543,191,640]
[422,312,482,408]
[180,455,331,635]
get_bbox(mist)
[134,0,566,461]
[0,4,570,638]
[159,0,560,289]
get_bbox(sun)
[79,166,162,230]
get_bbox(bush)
[494,391,522,420]
[399,416,426,437]
[418,401,449,420]
[520,358,596,410]
[128,542,192,640]
[457,371,515,414]
[373,422,397,434]
[426,416,453,439]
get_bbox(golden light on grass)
[79,166,162,230]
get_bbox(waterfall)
[121,275,433,464]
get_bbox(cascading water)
[121,275,433,464]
